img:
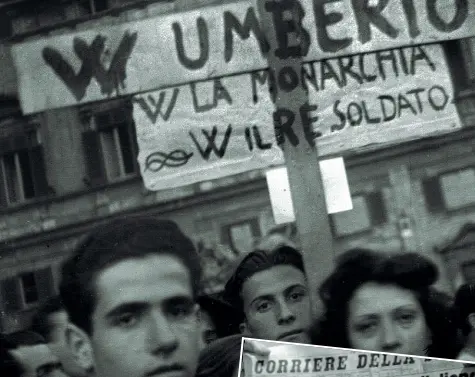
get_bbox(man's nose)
[146,312,179,355]
[276,299,295,325]
[380,320,401,352]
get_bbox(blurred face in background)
[48,310,90,377]
[198,309,218,351]
[347,282,431,356]
[10,343,66,377]
[240,265,311,343]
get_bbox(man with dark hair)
[31,296,89,377]
[224,246,311,343]
[197,294,242,350]
[59,216,203,377]
[1,331,66,377]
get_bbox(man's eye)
[114,313,138,328]
[169,303,193,319]
[289,291,306,302]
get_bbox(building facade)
[0,0,474,332]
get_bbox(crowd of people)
[1,215,475,377]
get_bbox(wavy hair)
[311,248,460,359]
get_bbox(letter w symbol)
[42,31,138,101]
[132,89,180,124]
[189,125,232,160]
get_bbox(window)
[331,191,387,237]
[444,39,475,90]
[0,12,12,39]
[10,3,67,35]
[81,104,138,186]
[422,168,475,213]
[0,129,49,206]
[0,267,55,312]
[221,218,261,254]
[19,272,39,305]
[78,0,109,14]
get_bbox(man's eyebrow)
[105,302,148,319]
[163,295,194,305]
[250,294,274,307]
[283,284,307,295]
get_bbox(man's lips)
[145,364,186,376]
[278,329,304,341]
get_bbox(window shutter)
[367,191,388,226]
[1,277,22,312]
[28,145,50,197]
[443,41,469,89]
[35,267,55,302]
[82,130,106,186]
[127,122,139,173]
[0,160,7,208]
[422,176,445,213]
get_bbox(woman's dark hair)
[310,248,460,359]
[196,334,243,377]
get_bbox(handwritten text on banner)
[12,0,475,114]
[134,44,460,191]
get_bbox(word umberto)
[173,0,468,68]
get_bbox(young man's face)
[78,254,200,377]
[10,343,66,377]
[240,265,311,343]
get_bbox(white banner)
[134,44,460,191]
[132,73,283,191]
[240,340,475,377]
[11,0,475,114]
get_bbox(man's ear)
[65,323,94,372]
[468,313,475,330]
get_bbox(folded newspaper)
[240,339,475,377]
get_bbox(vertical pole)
[257,0,335,315]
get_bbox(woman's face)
[347,282,431,356]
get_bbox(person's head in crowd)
[196,334,243,377]
[453,284,475,338]
[224,245,311,343]
[197,295,242,350]
[2,330,66,377]
[311,248,459,358]
[31,296,89,377]
[59,216,202,377]
[254,224,299,251]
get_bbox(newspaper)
[240,339,475,377]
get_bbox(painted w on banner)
[42,31,138,101]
